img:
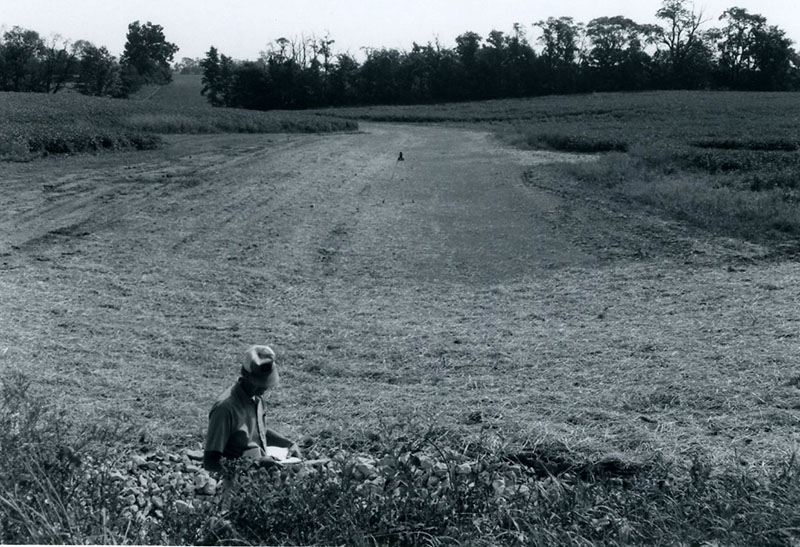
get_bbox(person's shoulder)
[209,383,238,412]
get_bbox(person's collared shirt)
[205,382,268,459]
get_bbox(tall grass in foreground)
[2,372,799,546]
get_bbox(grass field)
[317,91,800,248]
[2,83,800,545]
[0,85,358,161]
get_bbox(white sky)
[1,1,798,61]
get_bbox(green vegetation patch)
[2,371,799,546]
[530,133,628,153]
[0,91,357,161]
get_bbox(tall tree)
[200,46,235,106]
[749,24,800,90]
[120,20,178,93]
[712,7,766,88]
[535,17,583,93]
[1,27,44,91]
[74,41,121,96]
[585,16,653,90]
[653,0,714,88]
[40,34,77,93]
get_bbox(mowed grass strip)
[320,90,800,245]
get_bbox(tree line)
[0,21,177,97]
[199,1,800,110]
[1,0,797,107]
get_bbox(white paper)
[265,446,303,464]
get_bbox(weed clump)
[530,133,629,153]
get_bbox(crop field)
[0,89,357,161]
[1,86,800,545]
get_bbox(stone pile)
[90,447,533,521]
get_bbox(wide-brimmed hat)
[242,345,279,388]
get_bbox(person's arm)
[204,405,232,472]
[266,428,302,457]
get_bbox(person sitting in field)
[203,345,302,473]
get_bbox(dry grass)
[1,119,799,543]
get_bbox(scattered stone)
[185,449,204,461]
[151,495,164,509]
[416,454,434,471]
[377,455,397,471]
[354,459,378,480]
[130,455,148,468]
[108,470,126,482]
[432,462,449,478]
[456,463,473,475]
[175,500,194,513]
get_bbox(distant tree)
[749,24,800,90]
[200,46,235,106]
[711,7,766,88]
[120,21,179,94]
[585,16,654,91]
[358,48,403,104]
[230,60,271,109]
[174,57,203,74]
[455,31,482,98]
[653,0,714,88]
[477,30,507,99]
[39,34,77,93]
[504,23,539,96]
[1,26,45,91]
[74,41,122,96]
[535,17,583,93]
[328,52,360,105]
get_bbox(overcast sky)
[1,1,798,61]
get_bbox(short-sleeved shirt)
[205,381,268,460]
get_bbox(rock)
[138,475,148,488]
[456,463,472,475]
[121,494,136,506]
[427,475,440,488]
[174,500,194,513]
[354,462,378,480]
[121,486,141,497]
[362,476,385,494]
[131,455,148,468]
[492,478,506,496]
[185,464,201,473]
[193,474,208,489]
[136,494,147,507]
[377,455,398,471]
[151,495,164,509]
[432,462,449,479]
[199,477,217,495]
[417,455,434,471]
[185,449,204,461]
[108,471,127,482]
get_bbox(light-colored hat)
[242,345,279,388]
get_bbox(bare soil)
[1,123,797,466]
